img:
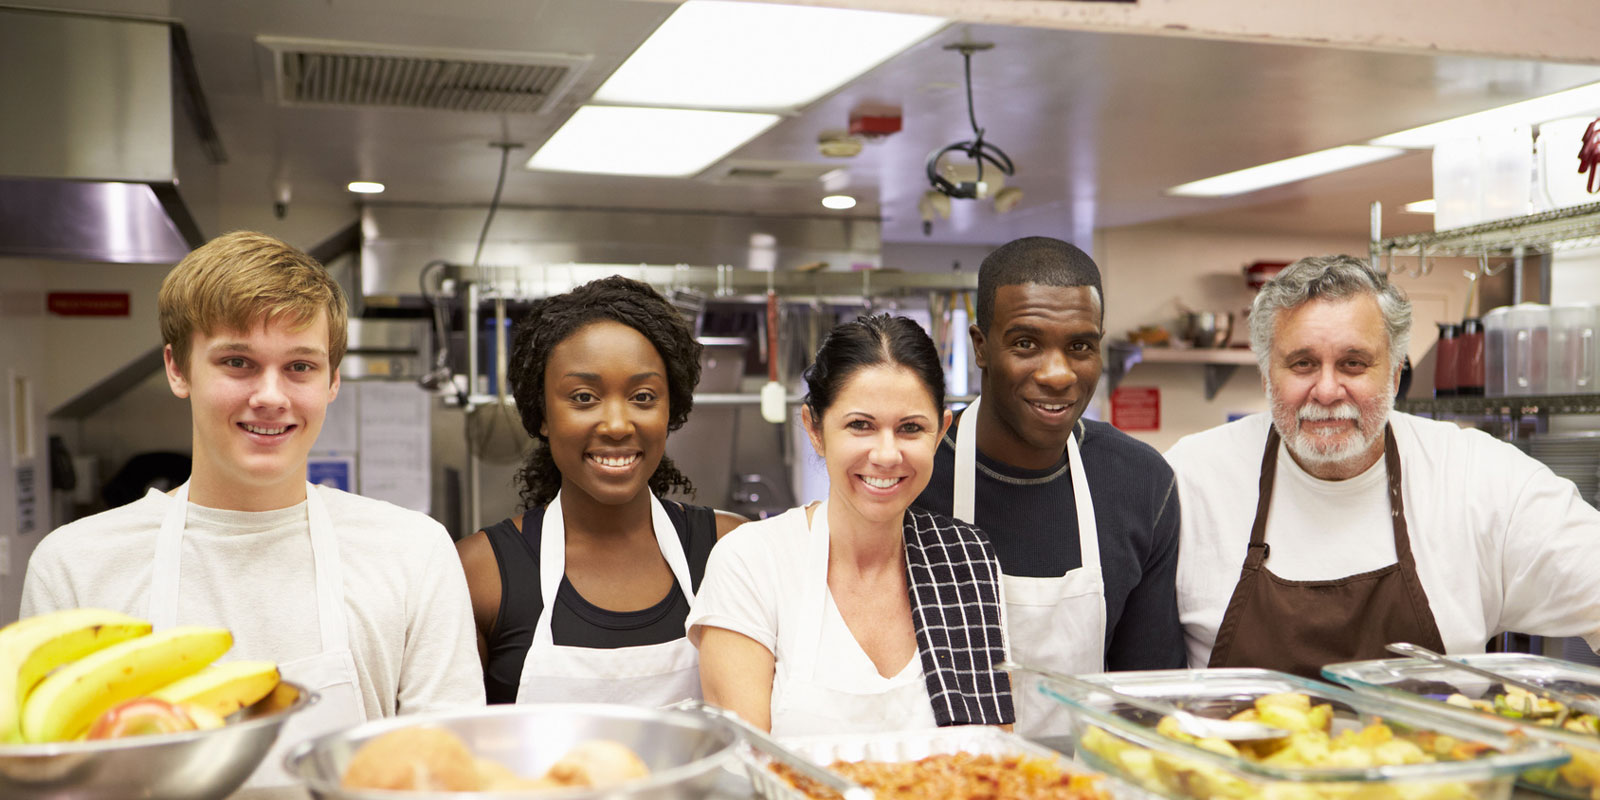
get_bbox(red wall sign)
[1111,386,1160,431]
[47,292,130,317]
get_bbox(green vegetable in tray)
[1442,685,1600,800]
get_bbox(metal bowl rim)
[285,702,741,799]
[0,679,317,757]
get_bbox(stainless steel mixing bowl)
[0,680,315,800]
[1178,311,1236,349]
[285,703,743,800]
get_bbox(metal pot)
[1178,311,1235,349]
[285,703,742,800]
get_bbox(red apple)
[85,697,198,740]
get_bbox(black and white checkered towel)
[902,508,1014,726]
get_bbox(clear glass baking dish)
[1324,652,1600,800]
[747,725,1131,800]
[1030,667,1569,800]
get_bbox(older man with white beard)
[1164,255,1600,678]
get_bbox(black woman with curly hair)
[456,276,746,705]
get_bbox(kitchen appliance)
[0,681,313,800]
[1035,668,1567,800]
[1326,652,1600,800]
[285,703,741,800]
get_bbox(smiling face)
[165,312,340,511]
[803,364,952,527]
[1266,294,1398,479]
[540,320,671,507]
[971,283,1103,469]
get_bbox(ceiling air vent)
[703,160,844,185]
[256,37,591,114]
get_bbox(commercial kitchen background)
[3,0,1598,626]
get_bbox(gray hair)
[1248,255,1411,374]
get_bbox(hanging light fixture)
[925,40,1017,224]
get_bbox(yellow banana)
[21,626,232,743]
[151,660,279,719]
[0,609,152,743]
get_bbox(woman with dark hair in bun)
[456,276,745,706]
[689,314,1013,735]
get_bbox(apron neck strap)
[151,482,347,652]
[1381,425,1418,565]
[534,491,693,645]
[1247,429,1281,568]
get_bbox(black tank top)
[480,500,717,704]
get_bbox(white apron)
[769,501,938,738]
[151,482,365,788]
[515,491,701,706]
[953,397,1106,738]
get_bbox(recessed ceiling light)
[526,106,781,177]
[1403,199,1438,214]
[1371,82,1600,149]
[821,195,857,210]
[1166,146,1405,198]
[347,181,385,194]
[595,1,945,112]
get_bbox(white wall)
[0,261,53,623]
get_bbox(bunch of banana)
[0,608,281,743]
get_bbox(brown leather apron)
[1207,424,1446,679]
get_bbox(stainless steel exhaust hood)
[0,8,220,263]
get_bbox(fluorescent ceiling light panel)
[595,1,945,111]
[1372,81,1600,149]
[347,181,385,194]
[1404,199,1437,214]
[1167,146,1405,198]
[527,106,781,177]
[821,195,857,210]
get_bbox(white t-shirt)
[1165,412,1600,668]
[687,506,936,733]
[20,487,485,720]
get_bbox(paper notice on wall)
[357,382,432,513]
[315,385,359,453]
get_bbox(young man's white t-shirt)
[20,486,484,719]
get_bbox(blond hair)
[159,231,348,375]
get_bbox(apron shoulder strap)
[663,500,717,592]
[515,507,547,568]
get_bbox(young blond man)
[21,231,483,784]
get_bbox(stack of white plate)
[1528,432,1600,505]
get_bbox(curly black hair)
[509,276,703,509]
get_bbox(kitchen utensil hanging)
[760,274,786,424]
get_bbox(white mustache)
[1298,403,1360,422]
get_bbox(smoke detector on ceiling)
[255,36,592,114]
